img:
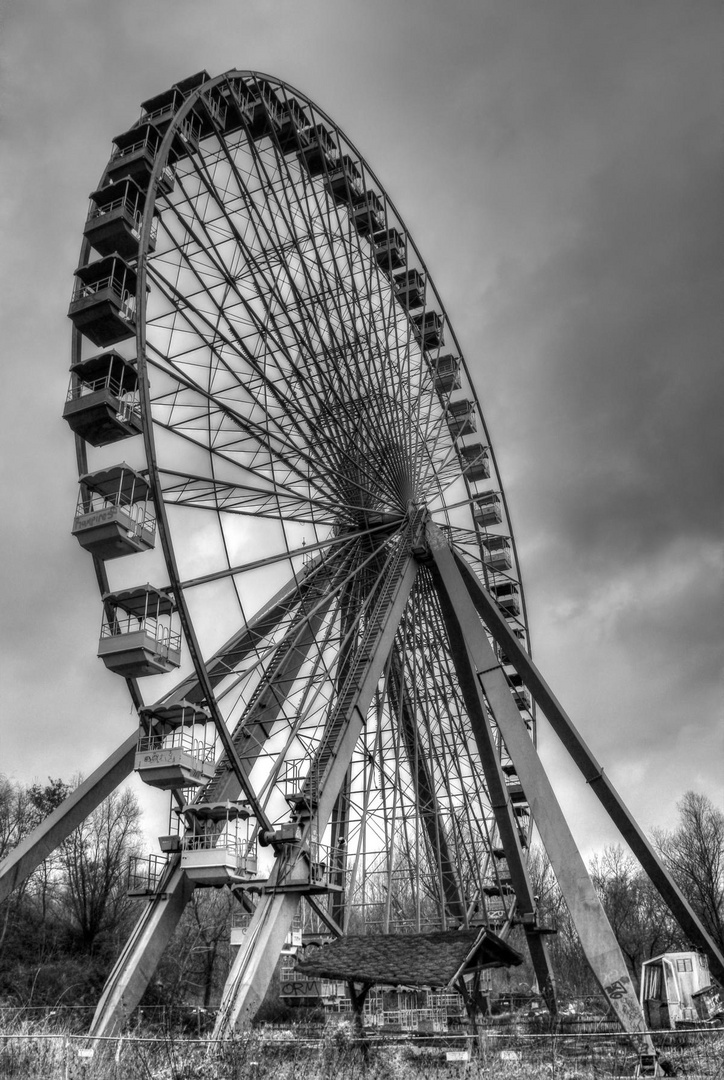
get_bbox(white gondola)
[97,584,181,677]
[411,310,444,348]
[429,354,461,395]
[490,580,520,617]
[394,268,426,310]
[72,463,155,560]
[179,801,257,886]
[472,491,503,527]
[84,177,158,259]
[67,254,140,348]
[447,399,477,439]
[459,442,490,482]
[135,700,216,790]
[62,351,141,447]
[481,534,512,572]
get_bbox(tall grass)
[0,1016,721,1080]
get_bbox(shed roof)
[295,929,522,989]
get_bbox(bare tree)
[148,889,235,1012]
[525,844,595,999]
[654,791,724,954]
[0,777,70,958]
[56,784,142,956]
[0,778,143,1004]
[590,844,682,988]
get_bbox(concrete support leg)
[432,568,558,1011]
[453,549,724,987]
[214,891,300,1037]
[90,863,195,1037]
[427,523,652,1048]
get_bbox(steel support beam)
[328,778,351,929]
[325,577,364,931]
[389,645,468,927]
[430,560,558,1012]
[428,523,651,1045]
[212,551,419,1036]
[453,550,724,987]
[199,593,334,805]
[0,733,137,903]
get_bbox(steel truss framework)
[2,70,721,1046]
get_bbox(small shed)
[295,928,522,1022]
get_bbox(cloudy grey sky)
[1,0,721,857]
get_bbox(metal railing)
[87,197,159,242]
[72,276,137,327]
[137,731,214,763]
[66,370,137,401]
[74,490,155,531]
[127,853,169,894]
[88,192,140,221]
[111,130,158,159]
[100,615,181,655]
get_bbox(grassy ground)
[0,1019,721,1080]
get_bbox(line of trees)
[0,776,143,1006]
[517,791,724,998]
[0,779,721,1010]
[0,776,239,1013]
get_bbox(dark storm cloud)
[0,0,720,848]
[510,139,723,567]
[467,1,723,583]
[438,1,724,845]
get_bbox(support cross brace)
[429,550,558,1013]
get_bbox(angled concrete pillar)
[428,522,651,1047]
[90,862,195,1037]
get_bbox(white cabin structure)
[640,951,713,1028]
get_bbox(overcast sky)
[1,0,721,859]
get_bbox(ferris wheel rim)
[68,67,535,932]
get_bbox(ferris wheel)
[62,67,544,1021]
[15,68,717,1039]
